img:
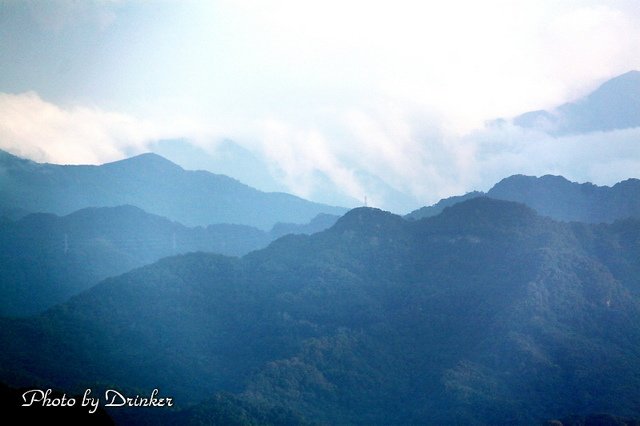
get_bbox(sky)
[1,0,640,213]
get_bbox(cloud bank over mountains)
[2,82,639,213]
[1,1,640,212]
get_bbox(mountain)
[1,198,640,424]
[270,213,339,239]
[0,205,338,316]
[150,138,292,196]
[488,174,640,223]
[511,70,640,135]
[0,206,29,223]
[406,175,640,224]
[405,191,483,221]
[0,149,347,230]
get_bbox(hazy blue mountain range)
[510,70,640,135]
[151,139,293,196]
[0,149,347,230]
[2,198,640,424]
[270,213,339,239]
[0,206,30,223]
[407,174,640,223]
[405,191,484,220]
[150,139,417,212]
[0,205,338,316]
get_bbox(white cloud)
[248,103,640,211]
[460,124,640,193]
[0,92,212,165]
[243,104,462,208]
[2,2,640,213]
[256,118,366,202]
[1,91,638,214]
[540,3,640,100]
[210,0,640,132]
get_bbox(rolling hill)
[1,198,639,424]
[0,205,338,316]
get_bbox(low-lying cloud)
[1,91,638,214]
[246,105,640,212]
[465,124,640,191]
[0,91,211,165]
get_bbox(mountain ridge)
[407,174,640,223]
[0,204,339,316]
[2,197,639,423]
[0,149,347,230]
[510,70,640,134]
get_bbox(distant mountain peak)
[64,204,152,220]
[0,151,348,229]
[132,152,171,160]
[331,207,404,234]
[435,196,539,226]
[486,175,640,223]
[493,174,574,189]
[102,152,183,172]
[614,177,640,189]
[595,69,640,92]
[0,149,36,167]
[490,174,598,196]
[407,174,640,224]
[405,191,485,221]
[510,70,640,134]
